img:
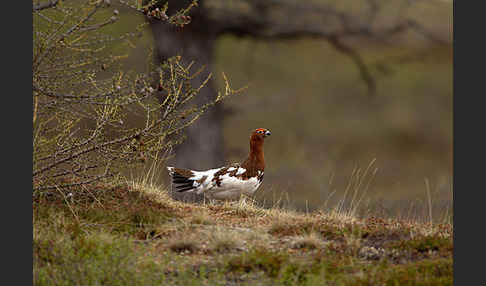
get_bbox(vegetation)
[32,0,239,192]
[33,177,452,285]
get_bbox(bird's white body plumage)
[167,166,263,200]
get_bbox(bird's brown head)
[244,128,271,171]
[251,128,271,142]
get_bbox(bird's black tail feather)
[167,167,196,192]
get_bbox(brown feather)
[171,167,194,178]
[240,130,267,179]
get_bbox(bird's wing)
[167,166,224,194]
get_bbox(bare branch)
[34,1,227,192]
[33,131,140,177]
[34,170,114,191]
[327,36,376,96]
[33,85,117,100]
[78,16,119,33]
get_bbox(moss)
[269,220,344,239]
[33,187,179,238]
[387,236,453,254]
[34,232,169,286]
[353,258,453,286]
[226,249,289,278]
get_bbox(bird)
[166,128,271,201]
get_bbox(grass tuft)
[167,238,201,254]
[208,229,243,253]
[290,232,324,250]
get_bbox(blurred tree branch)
[327,36,377,95]
[198,0,449,95]
[33,0,59,12]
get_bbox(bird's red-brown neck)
[241,134,265,175]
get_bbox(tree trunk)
[150,21,224,202]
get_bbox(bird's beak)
[264,130,271,137]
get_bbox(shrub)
[33,0,239,192]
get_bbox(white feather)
[205,173,261,200]
[185,168,222,194]
[235,167,246,176]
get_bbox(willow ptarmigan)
[167,128,271,201]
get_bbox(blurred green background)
[94,1,452,221]
[216,38,452,221]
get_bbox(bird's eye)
[257,130,263,133]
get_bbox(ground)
[33,177,452,285]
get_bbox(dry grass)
[207,228,245,253]
[33,179,452,285]
[166,235,201,254]
[189,210,215,225]
[289,232,325,250]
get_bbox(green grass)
[33,183,452,285]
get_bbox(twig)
[35,169,114,191]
